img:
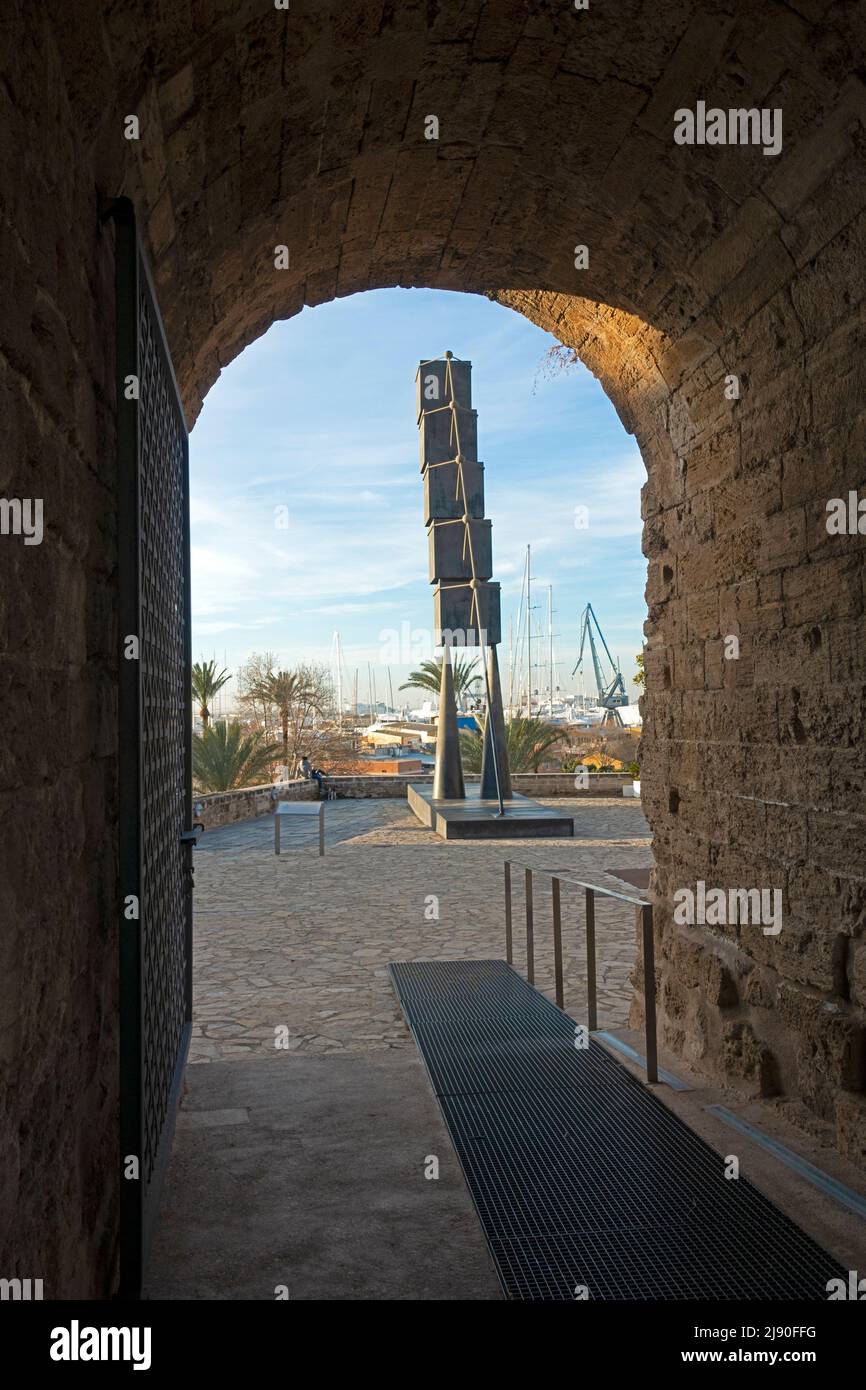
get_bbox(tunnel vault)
[2,0,866,1294]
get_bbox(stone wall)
[0,14,120,1298]
[307,773,630,800]
[512,773,631,799]
[3,0,866,1297]
[323,775,428,799]
[196,780,317,830]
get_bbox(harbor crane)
[572,603,630,726]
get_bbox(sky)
[189,287,647,714]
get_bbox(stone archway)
[2,0,865,1296]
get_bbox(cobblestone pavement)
[191,797,653,1063]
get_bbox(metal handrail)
[503,858,658,1085]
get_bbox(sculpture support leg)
[433,644,465,800]
[480,644,512,801]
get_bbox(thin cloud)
[189,289,647,693]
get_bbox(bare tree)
[301,718,358,773]
[236,651,282,736]
[236,656,335,775]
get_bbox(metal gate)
[111,198,196,1297]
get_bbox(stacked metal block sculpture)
[415,352,511,808]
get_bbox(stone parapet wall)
[196,780,317,829]
[511,773,630,798]
[319,773,630,799]
[195,773,633,815]
[322,775,427,799]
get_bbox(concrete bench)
[274,800,325,856]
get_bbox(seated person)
[299,754,324,792]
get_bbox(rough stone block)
[835,1091,866,1169]
[850,940,866,1010]
[722,1021,781,1097]
[778,981,866,1106]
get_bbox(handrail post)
[505,863,654,1078]
[639,903,658,1084]
[585,887,597,1031]
[551,876,563,1008]
[524,867,534,984]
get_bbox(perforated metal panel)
[138,273,190,1192]
[114,199,193,1295]
[390,959,847,1301]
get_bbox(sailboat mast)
[335,630,343,727]
[526,543,532,717]
[509,547,528,717]
[548,584,553,716]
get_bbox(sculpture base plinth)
[408,783,574,840]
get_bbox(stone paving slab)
[191,797,652,1063]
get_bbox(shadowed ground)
[144,1053,503,1301]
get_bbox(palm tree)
[243,668,322,770]
[192,721,282,792]
[460,715,564,774]
[400,655,481,710]
[191,659,232,728]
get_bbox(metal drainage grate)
[389,958,847,1302]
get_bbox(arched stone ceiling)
[64,0,864,425]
